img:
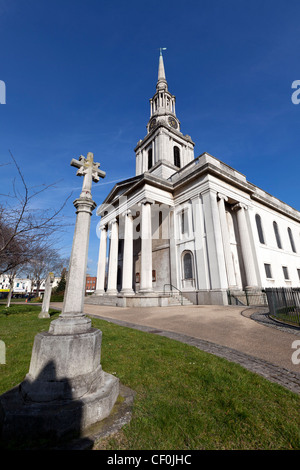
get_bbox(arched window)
[148,148,153,170]
[255,214,265,244]
[273,221,282,249]
[288,227,296,253]
[183,251,193,279]
[174,146,180,168]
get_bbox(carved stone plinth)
[0,325,119,446]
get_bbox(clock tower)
[135,50,195,179]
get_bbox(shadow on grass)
[0,360,94,450]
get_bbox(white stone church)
[90,52,300,307]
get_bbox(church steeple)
[157,49,168,91]
[135,51,195,179]
[148,49,178,131]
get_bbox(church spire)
[149,49,177,123]
[135,50,195,178]
[157,48,168,91]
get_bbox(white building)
[90,52,300,307]
[0,275,60,298]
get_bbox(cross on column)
[71,152,106,198]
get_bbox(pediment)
[98,175,142,208]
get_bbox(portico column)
[139,200,153,293]
[217,194,237,288]
[95,225,107,295]
[202,189,227,289]
[191,195,210,290]
[232,203,258,289]
[107,218,119,295]
[121,210,134,295]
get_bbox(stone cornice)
[171,155,300,223]
[98,152,300,224]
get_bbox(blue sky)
[1,0,300,276]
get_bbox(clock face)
[168,116,178,129]
[149,118,156,131]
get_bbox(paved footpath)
[51,303,300,394]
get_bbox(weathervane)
[159,47,167,56]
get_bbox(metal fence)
[264,288,300,327]
[227,289,268,307]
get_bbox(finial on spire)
[160,47,167,56]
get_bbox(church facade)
[92,52,300,307]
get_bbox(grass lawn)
[0,304,299,450]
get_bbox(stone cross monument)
[0,153,119,446]
[50,152,106,335]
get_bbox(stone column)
[139,200,153,293]
[191,195,209,290]
[217,194,237,288]
[169,209,177,288]
[232,203,258,289]
[121,210,134,295]
[51,197,97,334]
[107,218,119,295]
[95,225,107,295]
[202,189,227,289]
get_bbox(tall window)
[174,146,180,167]
[148,148,153,170]
[180,210,188,235]
[183,252,193,279]
[288,227,296,253]
[273,221,282,249]
[159,211,162,239]
[255,214,265,244]
[282,266,289,280]
[264,263,272,279]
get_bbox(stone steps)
[84,292,195,307]
[85,295,118,306]
[167,293,193,306]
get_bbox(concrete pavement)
[50,302,300,393]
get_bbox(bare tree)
[0,151,72,276]
[26,246,68,298]
[5,269,17,308]
[0,216,41,274]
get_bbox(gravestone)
[0,153,119,446]
[0,340,5,365]
[38,272,54,318]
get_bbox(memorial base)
[0,320,119,447]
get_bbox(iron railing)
[163,284,183,305]
[227,289,268,307]
[264,288,300,327]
